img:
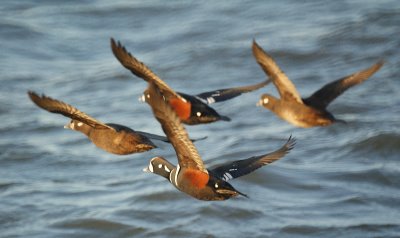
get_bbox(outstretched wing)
[210,136,295,181]
[28,91,113,130]
[252,40,303,103]
[303,60,384,110]
[144,82,208,173]
[110,38,185,102]
[196,79,271,104]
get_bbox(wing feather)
[303,60,384,110]
[252,40,302,103]
[110,38,185,102]
[196,79,270,104]
[28,91,113,130]
[210,136,295,181]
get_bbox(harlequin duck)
[28,91,170,155]
[110,38,270,125]
[142,82,295,201]
[252,40,384,128]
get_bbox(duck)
[252,40,384,128]
[28,91,171,155]
[110,38,270,125]
[142,82,295,201]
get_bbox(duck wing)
[303,60,384,110]
[252,40,303,103]
[110,38,185,102]
[145,82,208,174]
[210,136,295,181]
[196,79,270,104]
[28,91,113,130]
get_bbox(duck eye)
[196,112,201,117]
[77,122,83,127]
[214,183,219,188]
[158,164,163,169]
[263,98,269,104]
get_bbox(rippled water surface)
[1,1,400,237]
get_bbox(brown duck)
[142,82,295,201]
[110,38,270,125]
[253,40,384,128]
[28,91,171,155]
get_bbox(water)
[1,1,400,237]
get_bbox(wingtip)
[335,119,347,125]
[238,190,249,199]
[110,37,116,48]
[191,136,208,142]
[286,135,296,150]
[366,59,385,75]
[252,39,258,49]
[220,115,232,122]
[27,90,35,97]
[27,90,44,102]
[27,90,37,102]
[375,59,385,70]
[110,37,127,54]
[251,39,269,61]
[252,38,262,51]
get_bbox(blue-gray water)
[1,1,400,237]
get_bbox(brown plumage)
[111,38,269,125]
[142,85,207,174]
[253,40,384,128]
[28,91,171,155]
[143,82,294,201]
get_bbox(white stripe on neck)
[170,164,180,187]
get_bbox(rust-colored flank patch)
[183,169,209,189]
[169,98,191,120]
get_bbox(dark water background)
[1,1,400,237]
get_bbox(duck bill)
[142,162,154,173]
[64,122,73,129]
[142,167,150,172]
[138,94,146,102]
[216,189,248,198]
[256,99,263,107]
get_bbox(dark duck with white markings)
[111,38,270,125]
[143,82,295,201]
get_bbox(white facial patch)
[77,122,83,127]
[148,162,154,173]
[196,112,201,117]
[164,166,170,173]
